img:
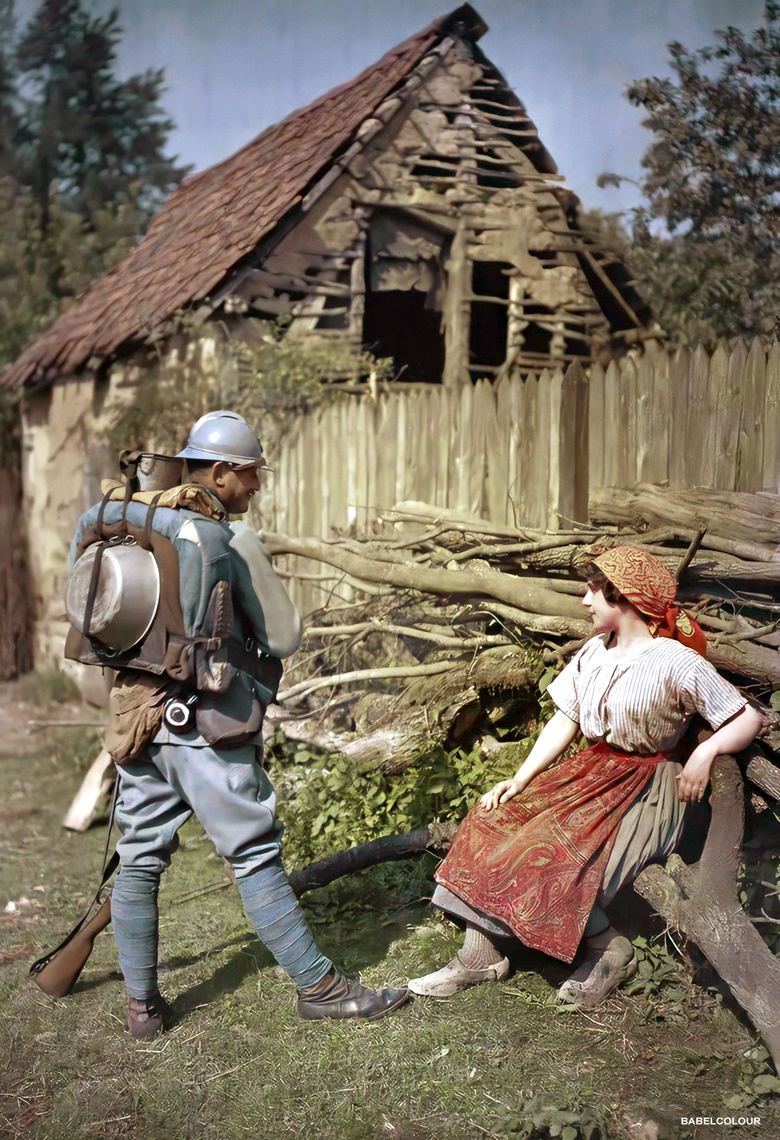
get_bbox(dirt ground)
[1,679,779,1140]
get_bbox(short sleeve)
[546,641,595,723]
[679,655,747,729]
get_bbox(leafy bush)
[103,318,394,458]
[494,1095,606,1139]
[270,738,534,869]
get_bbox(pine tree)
[14,0,189,233]
[0,0,19,178]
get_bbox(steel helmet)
[177,411,271,469]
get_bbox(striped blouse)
[546,636,747,755]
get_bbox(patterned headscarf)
[591,545,707,656]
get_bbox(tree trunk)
[634,756,780,1068]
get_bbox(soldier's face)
[216,465,261,514]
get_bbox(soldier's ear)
[211,461,230,487]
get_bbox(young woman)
[408,546,765,1007]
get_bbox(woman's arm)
[480,709,580,811]
[677,705,766,803]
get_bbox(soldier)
[69,411,409,1039]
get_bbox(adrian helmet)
[176,411,271,470]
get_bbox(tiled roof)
[3,5,487,390]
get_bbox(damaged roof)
[3,5,497,392]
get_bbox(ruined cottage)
[2,3,653,671]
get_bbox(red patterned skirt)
[434,742,668,963]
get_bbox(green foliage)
[13,0,189,230]
[494,1095,606,1139]
[230,321,394,417]
[269,738,531,868]
[0,0,185,378]
[102,320,394,458]
[624,934,688,1004]
[0,180,140,370]
[606,2,780,344]
[724,1044,780,1111]
[0,2,17,177]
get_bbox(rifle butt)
[30,897,112,998]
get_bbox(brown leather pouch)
[195,685,263,748]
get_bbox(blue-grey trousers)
[111,741,331,999]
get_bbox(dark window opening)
[517,305,554,357]
[565,336,590,358]
[469,262,510,368]
[315,292,349,331]
[363,289,444,383]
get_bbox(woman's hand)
[677,706,766,804]
[676,743,715,803]
[480,778,523,811]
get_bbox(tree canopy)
[613,1,780,345]
[0,0,188,376]
[13,0,188,232]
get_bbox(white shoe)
[408,953,510,997]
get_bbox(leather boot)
[297,970,410,1021]
[126,993,171,1041]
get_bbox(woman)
[408,546,765,1007]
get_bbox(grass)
[1,692,779,1139]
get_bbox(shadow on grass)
[173,904,415,1017]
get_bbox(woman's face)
[582,581,622,634]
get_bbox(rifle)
[30,892,114,997]
[30,784,119,998]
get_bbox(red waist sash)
[434,742,668,963]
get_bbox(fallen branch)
[171,824,459,906]
[277,661,456,704]
[264,531,584,620]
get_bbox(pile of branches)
[264,487,780,781]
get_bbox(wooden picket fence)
[266,338,778,611]
[270,365,589,538]
[589,338,780,495]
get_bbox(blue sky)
[13,0,767,216]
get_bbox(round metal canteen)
[65,541,161,652]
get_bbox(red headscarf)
[591,545,707,656]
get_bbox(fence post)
[737,338,767,493]
[637,347,669,485]
[710,342,740,490]
[524,372,546,529]
[668,346,690,489]
[763,343,780,493]
[530,369,550,531]
[546,366,564,531]
[686,344,715,487]
[602,358,621,487]
[588,360,605,490]
[551,360,589,528]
